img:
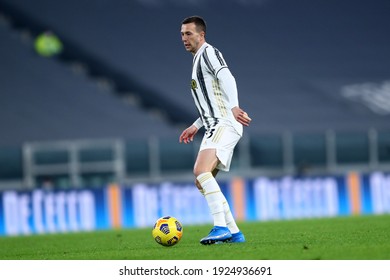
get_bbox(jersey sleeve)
[203,46,228,77]
[192,117,204,129]
[217,67,239,109]
[203,46,239,109]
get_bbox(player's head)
[181,16,206,55]
[182,16,207,34]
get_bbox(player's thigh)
[193,148,219,176]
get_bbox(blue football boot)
[200,226,232,245]
[231,231,246,243]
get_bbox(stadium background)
[0,0,389,236]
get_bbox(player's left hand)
[232,107,252,127]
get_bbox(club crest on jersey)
[191,79,197,90]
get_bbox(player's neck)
[192,41,207,56]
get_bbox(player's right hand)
[179,125,198,144]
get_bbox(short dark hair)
[182,16,207,33]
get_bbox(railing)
[22,139,125,188]
[0,128,389,189]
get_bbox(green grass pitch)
[0,215,389,260]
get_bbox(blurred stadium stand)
[0,0,390,188]
[0,19,178,146]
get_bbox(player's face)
[181,23,204,55]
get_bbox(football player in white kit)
[179,16,252,244]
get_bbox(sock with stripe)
[222,199,240,234]
[196,172,227,227]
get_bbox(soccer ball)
[152,216,183,246]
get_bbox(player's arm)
[217,67,252,126]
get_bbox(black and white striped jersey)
[190,42,243,136]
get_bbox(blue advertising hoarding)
[0,172,389,236]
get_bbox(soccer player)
[179,16,251,245]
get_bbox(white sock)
[222,200,240,234]
[197,172,226,227]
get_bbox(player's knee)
[193,166,202,178]
[193,165,211,177]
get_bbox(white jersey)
[190,42,243,136]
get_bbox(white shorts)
[199,124,241,172]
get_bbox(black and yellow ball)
[152,216,183,247]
